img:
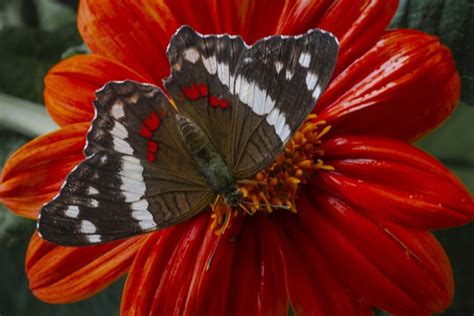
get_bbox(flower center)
[210,114,333,234]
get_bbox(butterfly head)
[223,186,242,207]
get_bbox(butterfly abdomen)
[176,114,239,201]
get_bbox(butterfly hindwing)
[39,81,214,246]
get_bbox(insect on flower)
[1,1,473,315]
[37,26,339,245]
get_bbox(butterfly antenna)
[206,209,232,271]
[241,201,291,211]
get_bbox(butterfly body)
[176,113,241,206]
[38,26,339,246]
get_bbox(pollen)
[210,114,333,234]
[239,114,333,213]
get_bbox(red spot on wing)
[140,126,152,138]
[218,99,229,109]
[209,96,229,109]
[198,84,208,96]
[209,96,219,107]
[145,112,160,131]
[182,84,200,100]
[147,141,158,153]
[147,152,156,162]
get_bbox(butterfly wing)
[39,81,214,246]
[164,26,339,180]
[165,26,247,165]
[231,30,339,178]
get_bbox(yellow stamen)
[237,115,333,214]
[210,115,333,232]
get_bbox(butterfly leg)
[210,195,234,235]
[237,179,268,186]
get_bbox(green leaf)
[417,102,474,192]
[390,0,474,106]
[62,42,90,59]
[35,0,76,31]
[0,129,33,247]
[0,25,81,102]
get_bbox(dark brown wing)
[39,81,214,246]
[164,26,339,180]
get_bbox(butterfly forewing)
[165,26,247,164]
[164,26,338,179]
[232,30,339,178]
[39,81,214,246]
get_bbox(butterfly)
[38,26,339,246]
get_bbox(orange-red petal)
[122,214,288,316]
[317,30,460,142]
[318,0,399,75]
[121,215,209,315]
[315,136,474,229]
[78,1,178,81]
[44,54,148,126]
[299,192,454,314]
[26,232,144,303]
[0,123,88,219]
[276,214,372,315]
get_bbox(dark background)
[0,0,473,315]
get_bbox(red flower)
[1,0,473,315]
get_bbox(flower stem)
[0,93,57,137]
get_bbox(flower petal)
[277,0,398,75]
[236,0,287,43]
[0,123,87,219]
[315,136,474,229]
[121,215,209,315]
[182,216,245,316]
[222,217,261,316]
[122,213,288,316]
[44,55,148,126]
[276,214,371,315]
[120,228,182,315]
[318,0,399,74]
[317,30,460,141]
[299,192,454,314]
[26,232,144,303]
[254,216,288,316]
[78,0,178,81]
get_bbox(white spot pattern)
[312,85,322,100]
[275,62,283,74]
[202,55,218,75]
[87,235,102,243]
[111,101,125,119]
[299,52,311,67]
[90,199,99,207]
[80,220,97,234]
[131,200,155,229]
[112,136,134,155]
[305,72,318,91]
[234,75,290,142]
[88,187,99,195]
[65,205,79,218]
[183,47,200,63]
[120,157,146,202]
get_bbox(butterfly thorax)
[176,113,242,206]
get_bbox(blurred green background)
[0,0,473,315]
